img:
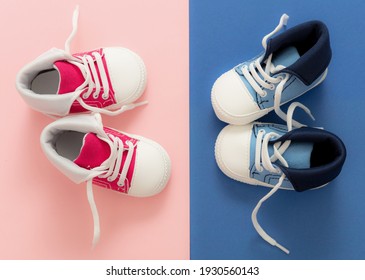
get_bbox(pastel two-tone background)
[1,0,365,260]
[0,0,188,259]
[190,0,365,259]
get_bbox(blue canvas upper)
[249,123,293,189]
[233,20,331,111]
[249,123,346,192]
[234,46,327,110]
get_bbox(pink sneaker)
[41,113,171,245]
[16,6,147,117]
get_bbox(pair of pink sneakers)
[15,7,171,246]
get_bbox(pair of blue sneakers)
[212,14,346,254]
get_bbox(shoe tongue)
[74,133,111,169]
[54,60,85,94]
[270,142,313,169]
[271,46,300,69]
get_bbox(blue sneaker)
[211,14,331,125]
[214,103,346,253]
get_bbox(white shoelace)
[241,14,306,128]
[86,134,136,247]
[64,6,147,116]
[251,102,315,254]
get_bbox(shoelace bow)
[86,134,136,247]
[64,6,147,116]
[251,102,315,254]
[241,14,307,128]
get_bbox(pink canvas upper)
[55,48,117,113]
[54,61,85,95]
[74,128,138,193]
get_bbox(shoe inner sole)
[55,131,85,161]
[31,69,59,94]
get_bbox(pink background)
[0,0,189,259]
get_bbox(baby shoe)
[214,103,346,253]
[40,113,171,245]
[16,6,147,117]
[211,14,331,125]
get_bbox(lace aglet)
[281,14,289,27]
[135,100,148,107]
[124,100,148,111]
[262,14,289,50]
[91,235,100,250]
[74,4,80,14]
[65,5,80,54]
[72,5,80,31]
[309,112,315,122]
[275,242,290,254]
[86,182,100,250]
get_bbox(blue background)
[190,0,365,259]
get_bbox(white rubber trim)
[127,133,171,197]
[106,47,147,105]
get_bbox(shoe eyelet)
[278,76,284,81]
[82,94,88,99]
[93,94,98,99]
[273,166,281,174]
[258,129,265,134]
[117,182,123,187]
[107,177,113,182]
[102,94,108,100]
[270,84,275,90]
[261,90,267,97]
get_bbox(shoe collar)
[262,20,331,86]
[272,127,346,191]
